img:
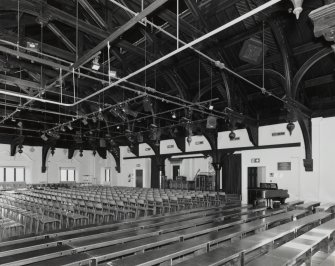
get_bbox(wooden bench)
[296,201,321,213]
[2,207,281,266]
[319,250,335,266]
[0,203,244,247]
[172,212,331,266]
[76,209,294,265]
[315,202,335,213]
[247,218,335,266]
[108,210,307,266]
[286,200,304,210]
[0,205,258,261]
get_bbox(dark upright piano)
[248,182,289,206]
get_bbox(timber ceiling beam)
[0,45,71,72]
[78,0,108,30]
[0,27,75,61]
[0,74,42,92]
[304,74,335,88]
[47,23,76,53]
[184,0,209,32]
[118,0,155,44]
[72,0,169,69]
[0,0,108,39]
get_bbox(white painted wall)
[218,129,253,149]
[0,144,118,185]
[185,135,211,152]
[2,118,335,205]
[118,146,151,188]
[160,139,182,154]
[164,155,212,181]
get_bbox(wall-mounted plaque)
[272,132,285,136]
[278,162,291,171]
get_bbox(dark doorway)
[172,165,180,180]
[222,154,241,195]
[248,167,258,189]
[135,169,143,188]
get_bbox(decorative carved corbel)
[174,136,186,153]
[97,148,107,159]
[10,136,25,156]
[109,146,121,173]
[128,143,139,157]
[68,147,75,159]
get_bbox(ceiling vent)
[239,38,268,65]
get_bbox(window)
[105,168,111,182]
[60,168,76,182]
[0,167,25,182]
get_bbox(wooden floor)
[1,194,335,266]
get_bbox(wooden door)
[172,165,180,180]
[222,154,242,195]
[248,167,258,189]
[135,169,143,188]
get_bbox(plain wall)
[2,118,335,205]
[0,144,118,185]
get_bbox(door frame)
[134,168,144,188]
[171,164,180,180]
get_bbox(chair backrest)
[37,207,44,216]
[67,205,75,213]
[169,196,177,202]
[86,201,94,209]
[137,199,146,206]
[94,203,103,211]
[116,201,124,207]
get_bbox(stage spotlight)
[67,123,73,131]
[60,125,66,132]
[97,112,104,121]
[143,97,152,112]
[91,56,100,70]
[109,70,117,78]
[41,133,48,141]
[171,112,176,119]
[82,117,88,125]
[187,135,192,145]
[137,132,143,143]
[123,104,138,117]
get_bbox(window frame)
[0,167,26,182]
[60,167,76,182]
[105,167,111,182]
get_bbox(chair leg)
[35,221,39,235]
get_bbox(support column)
[212,162,222,192]
[151,155,167,189]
